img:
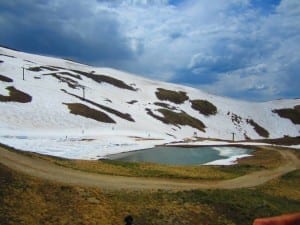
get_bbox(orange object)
[253,212,300,225]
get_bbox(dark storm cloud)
[0,0,134,66]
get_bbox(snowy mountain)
[0,47,299,159]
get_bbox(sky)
[0,0,299,101]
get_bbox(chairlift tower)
[82,86,86,99]
[22,67,25,80]
[232,132,235,142]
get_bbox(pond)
[107,146,253,165]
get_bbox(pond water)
[107,146,253,165]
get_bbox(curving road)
[0,146,299,191]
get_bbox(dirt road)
[0,146,299,191]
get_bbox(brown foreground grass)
[0,162,299,225]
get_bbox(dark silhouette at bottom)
[124,215,134,225]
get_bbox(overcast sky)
[0,0,299,101]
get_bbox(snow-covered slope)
[0,47,299,159]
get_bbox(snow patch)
[204,147,252,165]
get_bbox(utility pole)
[82,86,85,99]
[22,67,25,80]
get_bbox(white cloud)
[1,0,299,100]
[121,0,169,5]
[100,0,299,100]
[197,63,283,101]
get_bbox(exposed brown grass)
[42,66,58,71]
[244,136,300,146]
[63,103,116,123]
[27,66,43,72]
[94,74,136,91]
[273,106,300,124]
[46,73,81,89]
[48,158,240,180]
[62,90,135,122]
[228,112,269,138]
[0,74,13,82]
[0,53,15,58]
[190,100,217,116]
[154,102,177,110]
[247,119,269,138]
[155,88,189,104]
[0,86,32,103]
[127,100,138,105]
[261,170,300,201]
[27,66,58,72]
[71,69,137,91]
[236,147,283,169]
[229,112,243,125]
[59,72,82,80]
[146,108,206,132]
